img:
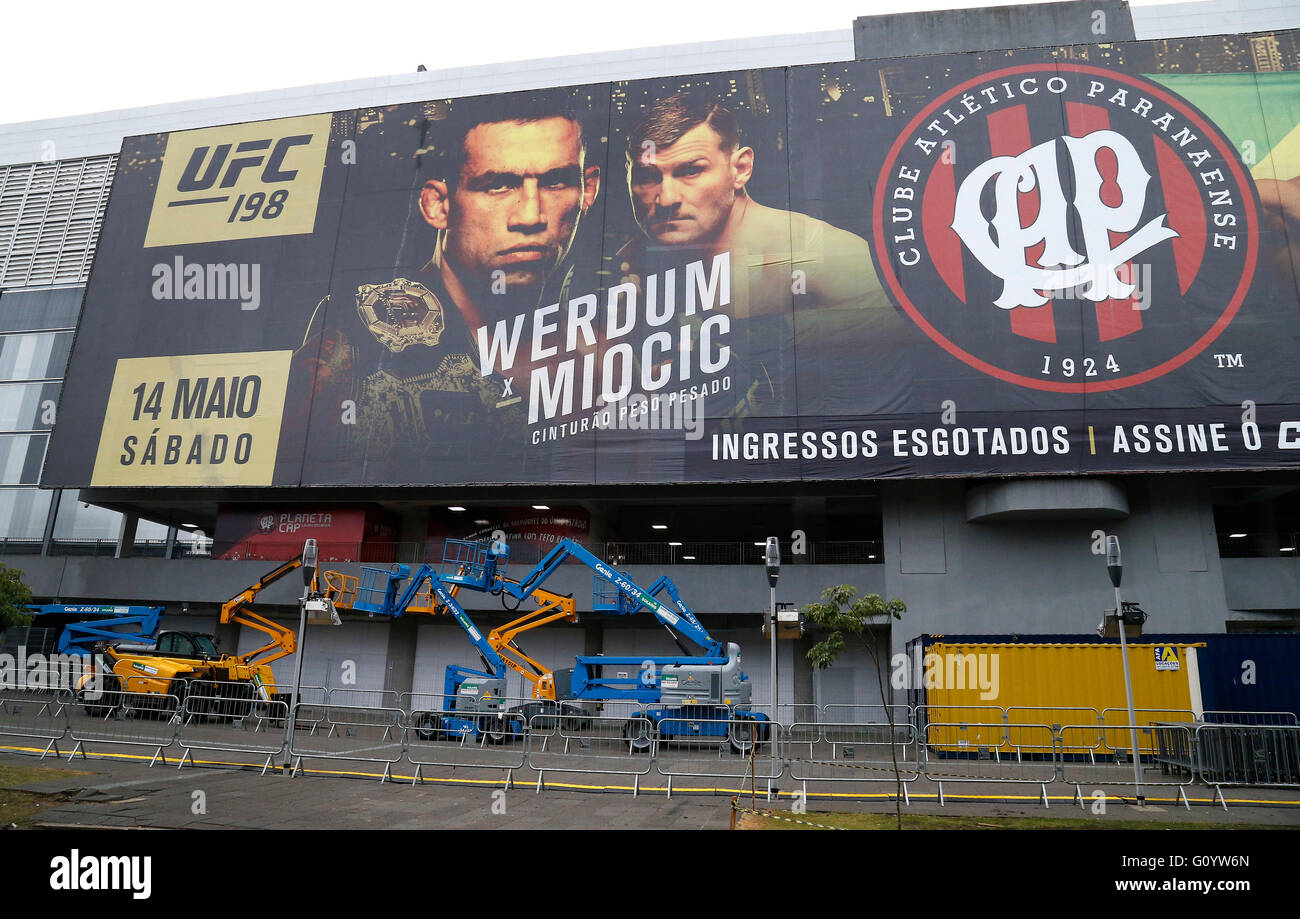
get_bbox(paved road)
[4,748,1299,829]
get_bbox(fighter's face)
[434,117,598,293]
[628,123,752,246]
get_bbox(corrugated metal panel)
[908,632,1300,719]
[1189,634,1300,717]
[0,155,115,288]
[812,640,887,710]
[918,641,1203,753]
[244,620,388,694]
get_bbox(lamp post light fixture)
[1106,535,1145,805]
[764,537,780,726]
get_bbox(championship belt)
[356,278,445,353]
[358,353,528,451]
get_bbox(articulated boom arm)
[645,576,724,659]
[219,555,303,667]
[323,562,511,688]
[488,582,577,699]
[464,538,725,660]
[43,606,165,656]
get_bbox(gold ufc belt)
[356,278,445,352]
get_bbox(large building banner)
[42,31,1300,487]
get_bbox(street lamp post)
[282,538,318,771]
[1106,535,1145,804]
[764,537,780,726]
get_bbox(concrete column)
[40,488,60,556]
[114,513,138,559]
[383,617,419,697]
[583,618,603,656]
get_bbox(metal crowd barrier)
[404,692,531,786]
[915,705,1009,759]
[651,711,780,793]
[1061,723,1198,809]
[1005,707,1102,759]
[287,703,406,782]
[920,723,1057,806]
[0,691,68,758]
[9,694,1294,807]
[1099,708,1194,755]
[66,689,181,766]
[1194,723,1300,788]
[326,688,402,709]
[176,695,290,773]
[1202,710,1299,727]
[786,720,920,803]
[526,710,656,794]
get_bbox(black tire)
[727,719,769,756]
[559,702,591,733]
[479,715,508,745]
[415,712,442,742]
[81,674,120,717]
[624,714,656,754]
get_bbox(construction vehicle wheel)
[559,702,591,733]
[415,712,442,742]
[81,674,120,717]
[727,719,766,756]
[480,716,508,745]
[624,715,655,754]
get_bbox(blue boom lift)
[440,537,769,754]
[25,604,166,656]
[322,553,584,743]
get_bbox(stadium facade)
[1,0,1299,711]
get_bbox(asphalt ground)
[3,744,1298,830]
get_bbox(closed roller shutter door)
[412,622,497,701]
[413,621,588,702]
[498,626,586,699]
[812,640,889,710]
[241,621,389,692]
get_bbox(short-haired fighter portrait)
[619,90,910,420]
[285,90,602,478]
[420,91,600,328]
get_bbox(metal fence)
[7,696,1299,802]
[0,691,68,757]
[19,537,886,564]
[287,703,407,782]
[176,695,289,773]
[67,688,181,765]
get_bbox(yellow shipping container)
[919,642,1205,755]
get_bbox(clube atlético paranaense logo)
[874,63,1258,392]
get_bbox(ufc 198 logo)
[873,63,1257,393]
[144,113,332,248]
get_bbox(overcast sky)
[3,0,1190,126]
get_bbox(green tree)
[805,584,907,829]
[0,564,35,632]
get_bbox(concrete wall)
[854,0,1134,59]
[882,475,1230,650]
[12,554,881,617]
[1221,557,1300,612]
